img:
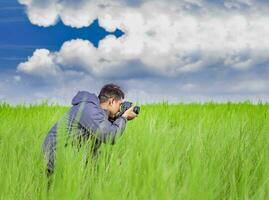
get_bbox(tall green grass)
[0,101,269,200]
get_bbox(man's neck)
[100,102,110,117]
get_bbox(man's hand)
[122,105,137,121]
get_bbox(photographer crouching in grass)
[42,83,140,180]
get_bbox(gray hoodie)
[43,91,127,172]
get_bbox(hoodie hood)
[71,91,99,106]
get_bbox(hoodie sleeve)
[77,102,127,144]
[95,115,127,144]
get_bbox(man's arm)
[95,115,127,144]
[77,103,127,144]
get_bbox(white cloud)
[17,0,269,78]
[12,0,269,104]
[18,0,59,27]
[17,39,127,78]
[17,49,62,77]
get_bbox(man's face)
[108,97,123,118]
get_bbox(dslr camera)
[115,101,140,119]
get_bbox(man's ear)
[108,98,113,105]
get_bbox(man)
[43,83,137,174]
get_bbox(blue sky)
[0,0,268,104]
[0,0,123,71]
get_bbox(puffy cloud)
[13,0,269,104]
[17,39,128,78]
[18,0,59,27]
[17,49,62,77]
[18,0,269,78]
[18,0,123,28]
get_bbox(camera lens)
[133,106,140,114]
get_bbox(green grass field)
[0,102,269,200]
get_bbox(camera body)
[115,101,140,119]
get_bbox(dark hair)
[98,83,125,103]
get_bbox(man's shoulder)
[77,101,107,119]
[71,91,99,106]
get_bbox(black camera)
[115,101,140,119]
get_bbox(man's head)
[98,83,124,119]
